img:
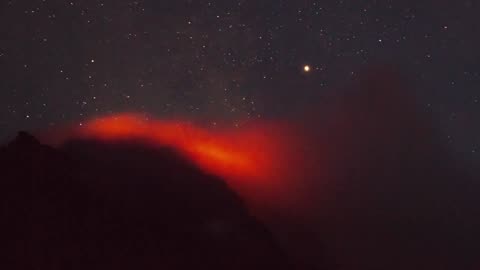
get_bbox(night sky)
[1,0,479,159]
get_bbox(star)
[303,65,311,72]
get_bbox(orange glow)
[68,113,296,186]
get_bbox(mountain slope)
[0,132,291,270]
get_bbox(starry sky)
[0,0,479,158]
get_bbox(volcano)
[0,131,293,270]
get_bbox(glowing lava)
[69,113,295,186]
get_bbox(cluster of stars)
[0,0,478,157]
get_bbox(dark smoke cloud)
[264,66,480,269]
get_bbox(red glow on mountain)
[69,114,296,188]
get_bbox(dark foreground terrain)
[0,132,291,270]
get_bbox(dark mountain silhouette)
[0,133,292,270]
